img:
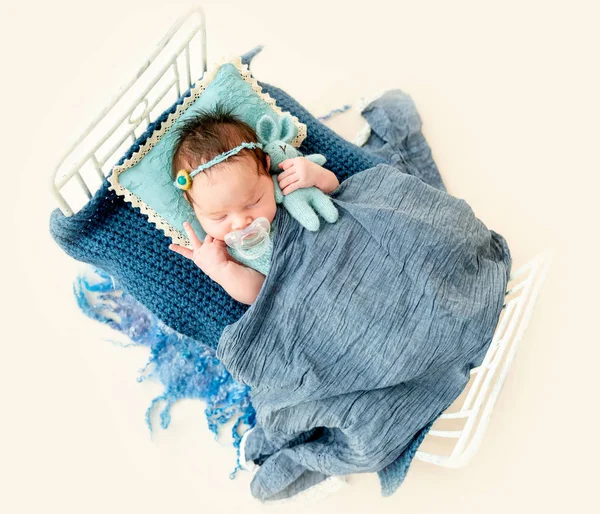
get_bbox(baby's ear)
[257,115,277,143]
[280,115,298,143]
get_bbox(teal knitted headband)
[173,141,264,190]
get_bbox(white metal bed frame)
[50,5,552,471]
[51,6,207,217]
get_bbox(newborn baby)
[167,101,512,503]
[168,107,339,305]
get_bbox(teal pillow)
[108,57,306,245]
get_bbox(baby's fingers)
[282,182,302,195]
[183,221,202,249]
[279,173,299,190]
[278,159,295,171]
[278,168,296,181]
[169,243,193,260]
[213,239,235,260]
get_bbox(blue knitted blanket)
[217,165,511,501]
[50,47,386,351]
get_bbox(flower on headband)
[175,169,193,190]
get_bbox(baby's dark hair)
[171,105,269,203]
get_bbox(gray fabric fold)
[216,164,511,501]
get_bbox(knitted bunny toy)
[256,114,339,231]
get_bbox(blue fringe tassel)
[73,265,256,480]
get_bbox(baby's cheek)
[202,221,226,241]
[266,199,278,223]
[214,226,230,241]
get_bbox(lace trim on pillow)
[107,56,307,247]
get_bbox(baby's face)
[186,155,277,241]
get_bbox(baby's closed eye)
[246,196,263,208]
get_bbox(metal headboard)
[51,6,207,217]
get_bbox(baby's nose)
[232,216,253,231]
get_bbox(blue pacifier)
[224,217,271,260]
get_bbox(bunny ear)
[256,115,278,143]
[280,115,298,143]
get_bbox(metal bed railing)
[414,251,552,467]
[51,6,206,217]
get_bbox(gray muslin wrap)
[216,164,512,501]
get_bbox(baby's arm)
[313,165,340,194]
[210,261,265,305]
[277,157,339,195]
[169,223,265,305]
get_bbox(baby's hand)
[277,157,325,195]
[278,157,339,195]
[169,222,232,278]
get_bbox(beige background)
[2,0,599,512]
